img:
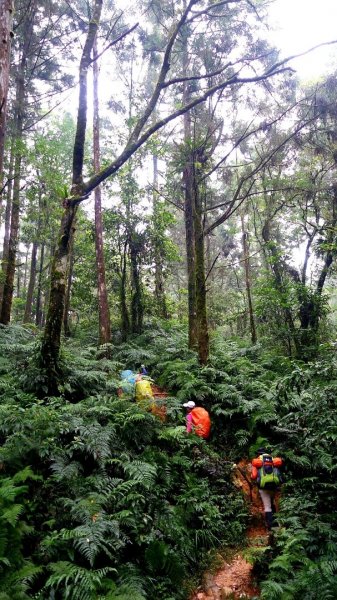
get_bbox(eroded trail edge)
[190,459,271,600]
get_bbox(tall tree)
[0,0,79,322]
[152,153,169,319]
[93,37,111,346]
[40,0,299,383]
[0,0,34,324]
[240,213,257,344]
[0,0,14,211]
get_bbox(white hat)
[183,401,196,409]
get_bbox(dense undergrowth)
[0,323,337,599]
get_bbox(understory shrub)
[1,324,337,598]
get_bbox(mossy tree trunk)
[194,173,209,364]
[93,37,111,347]
[40,203,79,378]
[241,214,257,344]
[35,242,45,327]
[0,2,30,324]
[0,141,14,306]
[23,241,38,324]
[0,0,14,204]
[63,236,74,338]
[40,0,103,382]
[182,20,197,351]
[153,154,168,319]
[0,149,23,324]
[120,240,130,341]
[130,233,144,335]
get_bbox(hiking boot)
[265,511,273,530]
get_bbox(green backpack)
[258,454,281,490]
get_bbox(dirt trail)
[190,460,272,600]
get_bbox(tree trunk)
[261,219,299,356]
[23,241,38,323]
[93,38,111,346]
[194,161,209,364]
[0,139,14,305]
[23,245,29,291]
[0,0,33,324]
[0,0,14,206]
[35,242,45,327]
[63,237,74,338]
[41,244,53,328]
[182,25,197,350]
[40,203,78,377]
[120,240,130,341]
[41,0,103,382]
[241,214,257,344]
[16,255,20,299]
[0,149,23,323]
[130,234,143,334]
[152,154,168,319]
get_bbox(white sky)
[267,0,337,79]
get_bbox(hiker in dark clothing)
[251,447,283,530]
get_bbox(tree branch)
[90,23,139,64]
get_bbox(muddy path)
[190,459,274,600]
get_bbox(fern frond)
[45,561,116,600]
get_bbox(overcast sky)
[267,0,337,78]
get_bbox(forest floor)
[189,460,273,600]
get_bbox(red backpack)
[190,407,211,439]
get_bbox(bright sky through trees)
[268,0,337,78]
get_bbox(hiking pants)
[258,489,276,512]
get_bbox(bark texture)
[153,154,168,319]
[0,0,33,323]
[41,0,103,380]
[93,38,111,346]
[241,215,257,345]
[23,241,38,323]
[0,0,14,201]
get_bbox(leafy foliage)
[0,325,249,598]
[1,324,337,598]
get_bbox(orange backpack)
[190,407,211,439]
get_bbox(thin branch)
[83,63,295,195]
[90,23,139,64]
[205,252,221,283]
[263,39,337,77]
[147,184,184,211]
[205,112,319,234]
[162,63,232,88]
[206,186,314,211]
[201,97,307,182]
[73,20,337,202]
[187,0,243,23]
[127,0,199,145]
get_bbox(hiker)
[251,447,283,530]
[135,377,153,402]
[139,364,148,376]
[183,401,211,439]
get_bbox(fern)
[123,461,157,490]
[45,562,116,599]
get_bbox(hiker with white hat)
[182,401,211,439]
